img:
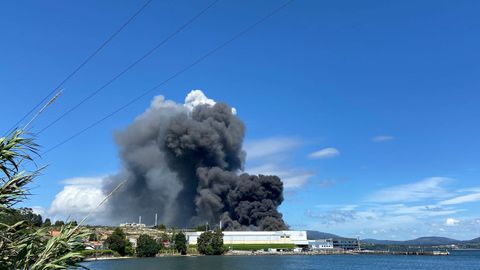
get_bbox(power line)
[4,0,153,136]
[37,0,220,135]
[43,0,294,156]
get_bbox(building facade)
[186,231,308,246]
[308,239,334,250]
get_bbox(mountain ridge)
[306,231,480,246]
[362,236,459,246]
[306,230,342,240]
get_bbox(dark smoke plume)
[103,91,287,230]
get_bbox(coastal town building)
[84,241,104,250]
[128,237,138,248]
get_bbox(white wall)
[186,231,308,246]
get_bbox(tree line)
[0,206,79,229]
[103,227,225,257]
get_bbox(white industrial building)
[119,222,146,229]
[308,239,334,250]
[186,231,308,246]
[120,216,146,228]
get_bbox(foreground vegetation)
[0,130,89,269]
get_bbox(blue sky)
[1,0,480,240]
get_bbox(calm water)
[83,250,480,270]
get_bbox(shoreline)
[83,256,135,262]
[225,250,449,256]
[83,253,200,261]
[82,249,450,262]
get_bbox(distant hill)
[403,237,459,246]
[306,230,342,240]
[362,237,460,246]
[462,237,480,244]
[362,239,394,245]
[307,231,480,246]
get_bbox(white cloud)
[445,218,460,227]
[184,90,216,110]
[249,163,313,189]
[458,187,480,193]
[244,137,300,160]
[372,135,395,142]
[439,193,480,205]
[304,177,480,240]
[184,89,236,114]
[369,204,459,217]
[30,206,46,216]
[48,176,106,222]
[309,147,340,159]
[367,177,452,203]
[305,202,462,239]
[245,137,313,189]
[60,176,104,186]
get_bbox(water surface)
[83,250,480,270]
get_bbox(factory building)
[120,216,146,228]
[186,231,308,246]
[119,222,146,229]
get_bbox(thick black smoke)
[103,93,287,230]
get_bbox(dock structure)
[358,250,450,256]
